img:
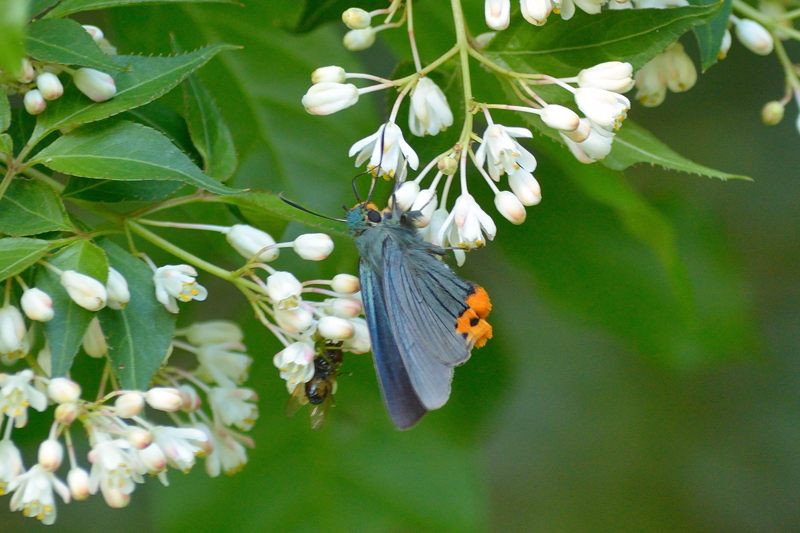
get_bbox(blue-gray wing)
[359,259,427,429]
[382,240,473,410]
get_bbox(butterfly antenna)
[278,193,346,223]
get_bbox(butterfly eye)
[366,209,382,223]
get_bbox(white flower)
[36,72,63,101]
[152,426,207,472]
[508,168,542,206]
[343,27,376,51]
[521,0,552,25]
[574,88,630,131]
[475,124,537,180]
[342,7,372,29]
[37,439,64,472]
[349,122,419,178]
[302,82,359,115]
[208,388,259,431]
[23,89,46,115]
[560,0,607,16]
[663,43,697,93]
[72,68,116,102]
[424,207,466,266]
[442,193,497,249]
[60,270,108,311]
[494,191,527,224]
[183,320,244,346]
[273,342,316,392]
[391,180,420,212]
[20,288,54,322]
[67,468,90,501]
[54,402,79,425]
[293,233,334,261]
[311,65,346,84]
[411,187,438,227]
[560,119,615,162]
[634,55,668,107]
[718,29,732,60]
[134,442,167,474]
[47,377,81,404]
[343,318,371,354]
[0,305,27,357]
[196,343,252,387]
[82,316,108,358]
[318,316,355,340]
[0,370,48,428]
[0,439,24,494]
[88,437,138,501]
[201,424,248,477]
[634,0,687,7]
[8,465,70,525]
[485,0,511,30]
[225,224,279,262]
[331,274,360,294]
[144,387,183,412]
[153,264,207,314]
[265,271,303,310]
[540,104,581,132]
[577,61,634,93]
[274,306,315,334]
[408,77,454,137]
[106,267,130,310]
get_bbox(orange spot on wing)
[466,286,492,319]
[456,286,493,349]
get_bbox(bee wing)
[382,241,472,410]
[360,259,427,430]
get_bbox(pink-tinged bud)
[343,28,376,51]
[82,317,108,358]
[521,0,552,26]
[293,233,334,261]
[38,439,64,471]
[47,377,81,404]
[302,82,359,115]
[485,0,511,30]
[735,19,773,56]
[23,89,47,115]
[21,288,54,322]
[275,306,315,334]
[540,104,581,132]
[60,270,107,311]
[179,384,202,412]
[145,387,183,412]
[509,169,542,206]
[138,443,167,473]
[392,181,420,212]
[331,274,360,294]
[344,318,371,354]
[318,316,355,340]
[115,392,145,417]
[106,267,130,310]
[54,402,79,425]
[312,65,346,84]
[342,7,371,29]
[103,488,130,508]
[225,224,279,262]
[72,68,117,102]
[126,426,153,449]
[68,468,91,500]
[329,298,362,318]
[36,72,63,100]
[17,58,35,83]
[81,24,104,42]
[494,191,527,224]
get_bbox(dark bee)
[286,343,343,430]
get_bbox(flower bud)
[225,224,279,262]
[266,271,303,309]
[103,488,131,508]
[411,188,437,227]
[293,233,334,261]
[184,320,243,346]
[21,288,54,322]
[36,72,63,100]
[54,402,79,425]
[343,28,376,51]
[664,43,697,93]
[82,317,108,358]
[521,0,552,26]
[735,19,773,56]
[72,68,117,102]
[138,443,167,473]
[329,297,362,318]
[391,181,420,212]
[302,82,359,115]
[105,267,130,310]
[0,305,26,356]
[23,89,47,115]
[145,387,183,412]
[331,274,360,294]
[60,270,107,311]
[540,104,581,132]
[343,318,371,354]
[179,384,202,412]
[438,154,458,176]
[68,468,91,500]
[577,61,634,93]
[127,426,153,449]
[509,169,542,206]
[48,377,81,404]
[82,24,104,41]
[38,439,63,471]
[474,32,497,49]
[275,306,315,334]
[115,392,145,417]
[318,316,355,340]
[762,101,784,125]
[494,191,527,224]
[17,58,35,83]
[342,7,371,29]
[485,0,510,30]
[312,65,346,84]
[718,29,732,60]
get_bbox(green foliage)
[26,18,122,71]
[35,240,109,377]
[0,0,27,77]
[0,237,51,281]
[31,120,235,194]
[293,0,388,32]
[98,241,176,389]
[43,0,235,19]
[0,178,74,236]
[0,87,9,133]
[690,0,733,71]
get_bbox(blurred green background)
[3,1,799,531]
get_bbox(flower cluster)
[302,3,635,262]
[1,24,117,115]
[0,318,256,525]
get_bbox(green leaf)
[31,44,237,144]
[0,237,51,281]
[45,0,235,18]
[690,0,732,71]
[0,0,27,77]
[183,73,237,180]
[29,0,60,18]
[0,133,11,155]
[31,120,236,194]
[26,18,121,71]
[98,241,175,389]
[217,191,350,238]
[0,87,9,133]
[293,0,387,33]
[0,179,74,236]
[35,240,108,377]
[62,177,184,202]
[486,6,720,75]
[606,121,751,180]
